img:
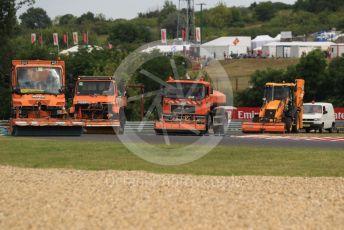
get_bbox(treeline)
[235,50,344,108]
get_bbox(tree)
[296,49,328,102]
[327,56,344,106]
[294,0,344,13]
[254,2,276,22]
[19,7,51,29]
[108,21,152,49]
[158,1,177,24]
[59,14,77,25]
[161,12,179,38]
[76,12,96,25]
[0,0,35,119]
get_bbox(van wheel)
[319,124,324,133]
[327,123,335,133]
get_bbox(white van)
[303,103,336,133]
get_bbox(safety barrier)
[124,121,243,134]
[0,120,10,136]
[2,120,343,135]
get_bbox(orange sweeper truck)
[10,60,83,136]
[154,77,228,135]
[69,76,127,134]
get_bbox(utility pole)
[197,3,206,44]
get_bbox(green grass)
[0,137,343,177]
[216,59,300,91]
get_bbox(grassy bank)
[0,137,343,177]
[217,59,300,91]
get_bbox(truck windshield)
[16,67,62,94]
[164,83,206,100]
[265,86,290,101]
[304,105,322,114]
[77,81,114,96]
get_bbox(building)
[251,35,280,50]
[59,45,103,55]
[330,44,344,58]
[201,36,251,60]
[262,42,335,58]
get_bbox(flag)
[31,33,36,44]
[53,33,59,46]
[161,29,167,44]
[83,32,88,45]
[63,33,68,44]
[181,28,186,42]
[73,32,78,45]
[38,34,43,45]
[196,27,201,43]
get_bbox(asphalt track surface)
[35,132,344,149]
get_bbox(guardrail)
[0,120,9,136]
[2,120,343,135]
[124,121,243,134]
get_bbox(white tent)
[201,36,251,60]
[262,41,335,58]
[141,45,190,54]
[59,45,103,55]
[252,35,280,49]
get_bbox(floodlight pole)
[197,3,206,44]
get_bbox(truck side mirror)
[323,110,328,115]
[12,87,20,94]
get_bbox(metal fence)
[1,120,343,135]
[124,121,242,134]
[0,120,9,136]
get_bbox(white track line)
[234,135,344,142]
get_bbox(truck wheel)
[119,108,126,131]
[204,115,212,135]
[214,125,225,136]
[292,112,300,133]
[12,126,18,136]
[305,128,310,133]
[285,117,292,133]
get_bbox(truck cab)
[69,76,127,134]
[303,102,336,133]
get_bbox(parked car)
[303,102,336,133]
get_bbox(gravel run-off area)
[0,166,343,230]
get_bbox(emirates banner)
[335,108,344,120]
[231,107,344,121]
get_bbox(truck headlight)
[314,118,321,121]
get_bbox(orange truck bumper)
[84,120,120,128]
[10,118,84,136]
[10,118,84,127]
[242,122,285,133]
[154,121,206,134]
